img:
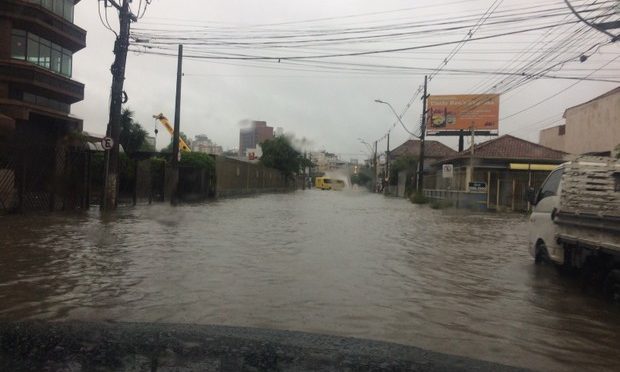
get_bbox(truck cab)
[528,165,565,264]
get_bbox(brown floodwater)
[1,189,619,371]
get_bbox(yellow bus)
[315,177,332,190]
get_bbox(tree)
[119,108,152,153]
[389,155,418,184]
[260,135,304,179]
[179,152,215,172]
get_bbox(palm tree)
[120,108,152,153]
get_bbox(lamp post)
[374,99,420,138]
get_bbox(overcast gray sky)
[72,0,620,160]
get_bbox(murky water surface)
[1,190,619,371]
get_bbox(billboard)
[427,94,499,133]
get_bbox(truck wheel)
[535,243,548,264]
[603,270,620,302]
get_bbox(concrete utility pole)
[417,75,428,193]
[102,0,136,211]
[385,131,390,194]
[373,140,378,193]
[170,44,184,205]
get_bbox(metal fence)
[0,142,178,214]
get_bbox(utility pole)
[385,131,390,194]
[170,44,184,205]
[373,140,378,193]
[467,126,475,191]
[417,75,428,193]
[102,0,136,211]
[302,151,307,190]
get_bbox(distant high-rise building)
[239,120,274,156]
[192,134,223,155]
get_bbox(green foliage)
[163,132,190,153]
[409,191,428,204]
[179,152,215,172]
[260,135,303,179]
[615,144,620,159]
[430,199,453,209]
[120,108,150,153]
[63,130,88,147]
[89,151,135,192]
[389,156,417,185]
[351,172,372,186]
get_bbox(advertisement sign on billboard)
[427,94,499,133]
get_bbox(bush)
[351,172,372,186]
[430,199,453,209]
[179,152,215,172]
[409,191,428,204]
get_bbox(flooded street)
[1,189,619,371]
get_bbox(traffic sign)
[469,181,487,191]
[442,164,454,178]
[101,136,114,150]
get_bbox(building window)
[39,39,52,69]
[25,0,75,22]
[27,33,40,65]
[22,91,70,113]
[558,125,566,136]
[11,29,73,77]
[10,30,26,60]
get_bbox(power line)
[500,54,620,121]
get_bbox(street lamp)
[357,138,374,154]
[374,99,419,138]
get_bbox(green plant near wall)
[179,152,215,172]
[410,191,428,204]
[390,155,418,185]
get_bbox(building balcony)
[0,59,84,103]
[1,0,86,52]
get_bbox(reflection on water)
[1,190,619,371]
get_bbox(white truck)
[528,156,620,297]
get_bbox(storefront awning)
[509,163,558,171]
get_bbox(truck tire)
[603,269,620,302]
[535,242,548,264]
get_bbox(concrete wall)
[215,156,294,197]
[540,90,620,155]
[539,125,566,152]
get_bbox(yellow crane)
[153,113,191,152]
